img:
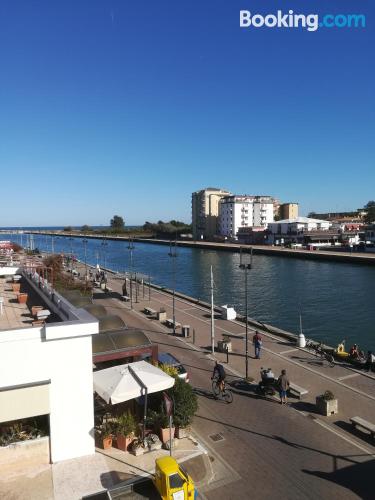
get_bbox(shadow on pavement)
[290,401,321,415]
[334,420,375,447]
[302,459,375,500]
[193,387,217,401]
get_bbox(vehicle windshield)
[169,473,185,489]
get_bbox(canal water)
[5,232,375,351]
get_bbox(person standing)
[253,331,262,359]
[277,369,290,405]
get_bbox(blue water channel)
[6,232,375,351]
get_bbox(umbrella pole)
[143,388,148,445]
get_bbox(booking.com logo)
[240,10,366,32]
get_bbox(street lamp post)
[127,238,135,309]
[239,247,253,380]
[82,238,88,280]
[69,237,74,272]
[101,239,108,269]
[168,240,178,335]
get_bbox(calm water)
[4,232,375,351]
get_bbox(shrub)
[322,390,335,401]
[116,411,136,436]
[170,378,198,428]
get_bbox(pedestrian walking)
[253,331,262,359]
[277,369,290,405]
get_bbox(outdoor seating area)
[93,360,198,457]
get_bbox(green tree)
[81,224,92,232]
[110,215,125,230]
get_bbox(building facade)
[219,195,275,240]
[280,203,299,220]
[192,188,231,240]
[0,267,99,464]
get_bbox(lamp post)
[127,238,135,309]
[69,237,74,272]
[168,240,177,335]
[101,239,108,269]
[51,235,55,254]
[239,247,253,380]
[82,238,88,280]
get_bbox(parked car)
[158,352,189,382]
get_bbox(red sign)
[163,392,173,417]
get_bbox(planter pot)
[116,434,134,452]
[159,427,175,444]
[175,427,190,439]
[316,397,338,416]
[218,340,232,353]
[17,293,28,304]
[102,436,113,449]
[12,283,21,293]
[31,306,44,317]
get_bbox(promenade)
[90,270,375,499]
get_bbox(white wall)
[0,323,97,463]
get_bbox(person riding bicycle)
[212,361,226,392]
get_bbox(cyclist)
[212,361,226,393]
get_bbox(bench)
[165,318,181,329]
[144,307,156,316]
[222,333,245,340]
[289,383,309,400]
[350,416,375,438]
[121,295,130,302]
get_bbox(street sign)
[163,392,173,417]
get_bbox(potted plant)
[171,378,198,439]
[17,293,28,304]
[115,411,136,452]
[148,408,174,444]
[316,390,338,416]
[218,335,232,353]
[99,422,113,449]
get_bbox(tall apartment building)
[192,188,231,239]
[280,203,299,220]
[219,195,275,239]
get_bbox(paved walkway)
[92,269,375,499]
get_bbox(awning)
[93,360,175,405]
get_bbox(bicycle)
[211,376,233,403]
[305,340,335,367]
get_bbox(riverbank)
[26,231,375,266]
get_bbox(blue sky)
[0,0,374,226]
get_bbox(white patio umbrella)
[93,360,175,405]
[93,361,175,441]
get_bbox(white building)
[0,265,99,464]
[219,195,275,240]
[268,217,332,236]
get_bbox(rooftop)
[272,217,331,224]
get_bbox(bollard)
[193,328,196,344]
[226,345,229,364]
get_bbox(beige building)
[192,187,231,239]
[280,203,299,220]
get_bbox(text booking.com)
[240,10,366,32]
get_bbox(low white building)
[268,217,332,238]
[0,266,99,463]
[219,195,275,239]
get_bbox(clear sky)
[0,0,374,226]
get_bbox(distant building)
[310,210,366,223]
[280,203,299,220]
[267,217,333,245]
[192,188,231,240]
[219,195,275,240]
